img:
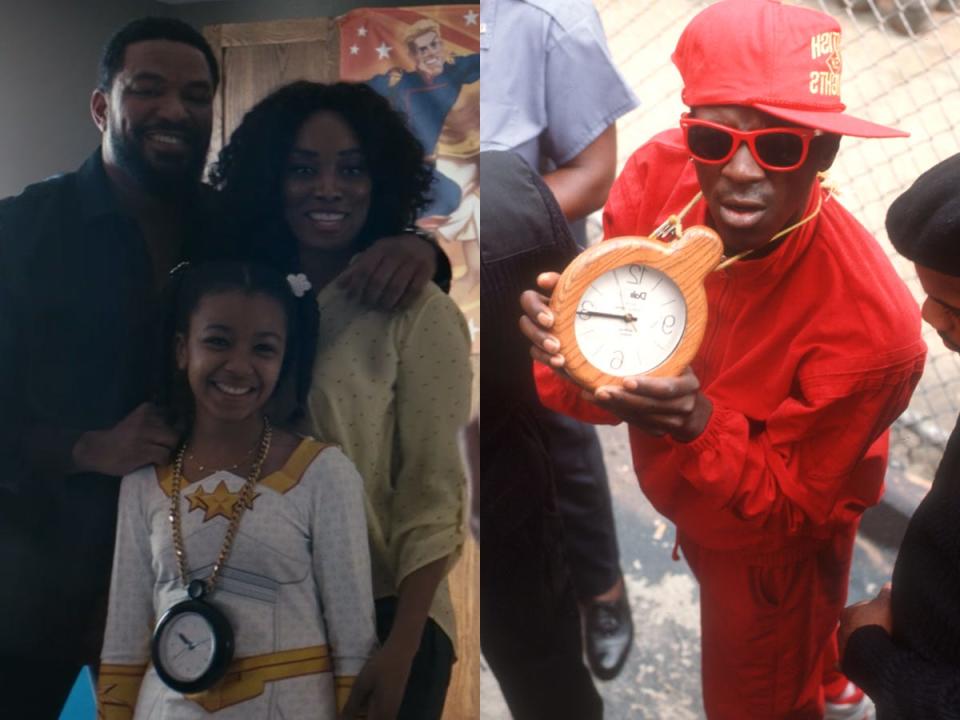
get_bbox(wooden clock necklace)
[549,177,834,390]
[150,416,272,693]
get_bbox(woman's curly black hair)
[210,80,433,270]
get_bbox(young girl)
[96,261,376,719]
[212,82,471,720]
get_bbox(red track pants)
[679,522,858,719]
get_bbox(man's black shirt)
[0,150,214,661]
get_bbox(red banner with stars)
[338,5,480,355]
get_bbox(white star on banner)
[464,10,479,25]
[349,44,360,55]
[375,43,392,60]
[357,26,368,37]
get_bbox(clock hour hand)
[173,638,210,663]
[577,309,638,323]
[178,632,196,650]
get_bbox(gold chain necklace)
[169,416,272,596]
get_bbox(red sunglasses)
[680,114,823,172]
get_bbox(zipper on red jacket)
[698,269,730,389]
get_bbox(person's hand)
[518,272,564,368]
[339,643,415,720]
[72,402,178,476]
[585,367,712,442]
[519,274,711,440]
[839,583,893,662]
[338,232,436,310]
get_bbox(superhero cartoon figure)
[368,19,479,221]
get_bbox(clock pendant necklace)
[150,416,272,693]
[550,177,835,389]
[649,171,836,266]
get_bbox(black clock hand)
[577,309,638,322]
[171,635,210,662]
[172,643,197,661]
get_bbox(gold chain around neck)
[169,416,273,594]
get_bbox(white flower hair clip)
[286,273,312,298]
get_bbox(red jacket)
[536,129,926,553]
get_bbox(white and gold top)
[307,281,471,651]
[98,439,376,720]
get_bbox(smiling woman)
[282,112,373,259]
[212,81,472,720]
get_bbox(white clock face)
[158,612,217,682]
[574,264,687,376]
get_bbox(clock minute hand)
[577,309,638,322]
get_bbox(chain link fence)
[594,0,960,484]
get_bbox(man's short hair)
[886,153,960,277]
[98,17,220,91]
[405,19,441,55]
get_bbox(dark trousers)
[537,407,621,599]
[375,597,454,720]
[0,657,83,719]
[480,409,603,720]
[0,492,111,719]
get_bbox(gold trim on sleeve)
[96,663,147,720]
[335,674,358,714]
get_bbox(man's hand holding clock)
[519,271,713,442]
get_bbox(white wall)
[0,0,165,197]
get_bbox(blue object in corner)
[60,666,96,720]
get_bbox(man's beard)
[110,122,208,199]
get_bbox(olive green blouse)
[306,280,471,650]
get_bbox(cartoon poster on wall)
[338,5,480,354]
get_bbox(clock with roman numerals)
[549,226,723,390]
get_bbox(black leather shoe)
[583,587,633,680]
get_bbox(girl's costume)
[97,438,376,719]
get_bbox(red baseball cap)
[672,0,908,138]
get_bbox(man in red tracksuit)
[519,1,927,717]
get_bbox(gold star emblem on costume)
[186,480,259,522]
